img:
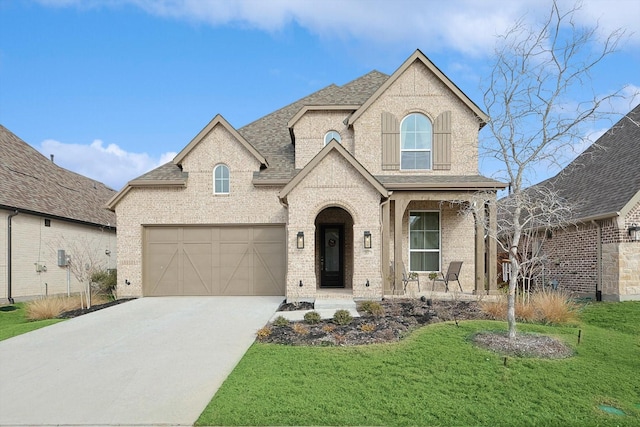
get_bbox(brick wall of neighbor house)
[114,125,287,297]
[388,199,476,294]
[353,61,480,176]
[0,209,116,301]
[285,150,382,301]
[541,223,599,296]
[294,111,355,169]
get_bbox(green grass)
[197,302,640,426]
[0,303,64,341]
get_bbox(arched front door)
[315,207,353,289]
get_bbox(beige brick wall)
[293,111,355,169]
[353,61,480,176]
[285,150,383,301]
[0,209,116,301]
[114,124,286,297]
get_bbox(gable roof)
[526,104,640,222]
[0,125,116,227]
[347,49,488,127]
[279,139,388,201]
[174,114,267,166]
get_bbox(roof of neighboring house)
[527,104,640,222]
[0,125,117,227]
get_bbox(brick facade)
[0,209,116,301]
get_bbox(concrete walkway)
[0,296,282,426]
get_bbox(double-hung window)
[400,113,432,170]
[409,211,440,271]
[214,164,229,194]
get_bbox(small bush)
[333,333,346,345]
[25,297,72,320]
[480,290,579,325]
[272,316,289,327]
[322,324,336,333]
[292,323,310,335]
[333,309,353,325]
[359,301,385,317]
[359,323,376,332]
[256,326,272,340]
[304,311,322,324]
[91,269,117,298]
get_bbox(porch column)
[474,211,485,294]
[394,197,409,295]
[382,199,391,293]
[487,199,498,294]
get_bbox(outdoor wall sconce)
[105,249,111,256]
[364,231,372,249]
[365,279,370,287]
[297,231,304,249]
[629,223,640,242]
[299,280,303,287]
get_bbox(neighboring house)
[108,50,506,301]
[0,125,117,303]
[514,104,640,301]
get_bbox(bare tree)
[479,1,626,339]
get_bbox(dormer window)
[400,113,432,170]
[324,130,341,145]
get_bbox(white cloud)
[39,138,176,190]
[35,0,640,55]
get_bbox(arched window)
[324,130,341,145]
[213,164,230,194]
[400,113,432,170]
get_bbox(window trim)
[213,164,230,195]
[324,130,341,145]
[400,113,432,171]
[408,210,441,272]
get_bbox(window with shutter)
[433,111,452,170]
[400,113,432,170]
[381,112,400,170]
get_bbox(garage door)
[143,226,286,296]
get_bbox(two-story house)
[107,50,506,301]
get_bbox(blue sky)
[1,0,639,190]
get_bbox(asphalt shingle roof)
[526,104,640,221]
[0,125,117,227]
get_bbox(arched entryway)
[314,207,354,289]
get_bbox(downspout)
[592,220,602,301]
[7,210,19,304]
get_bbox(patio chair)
[402,263,420,292]
[432,261,463,292]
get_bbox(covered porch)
[381,191,499,296]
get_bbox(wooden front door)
[320,225,344,288]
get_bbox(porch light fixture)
[364,231,372,249]
[297,231,304,249]
[629,223,640,242]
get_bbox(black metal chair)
[402,263,420,292]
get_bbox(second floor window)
[400,113,432,170]
[214,164,230,194]
[324,130,341,145]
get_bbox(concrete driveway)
[0,296,282,426]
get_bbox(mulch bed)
[58,298,134,319]
[261,298,573,358]
[261,298,490,347]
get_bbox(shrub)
[272,316,289,327]
[256,326,272,340]
[359,301,385,317]
[292,323,310,335]
[333,309,353,325]
[322,324,336,333]
[303,311,322,324]
[91,269,117,298]
[532,289,579,325]
[359,323,376,332]
[25,297,72,320]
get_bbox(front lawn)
[197,301,640,426]
[0,303,64,341]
